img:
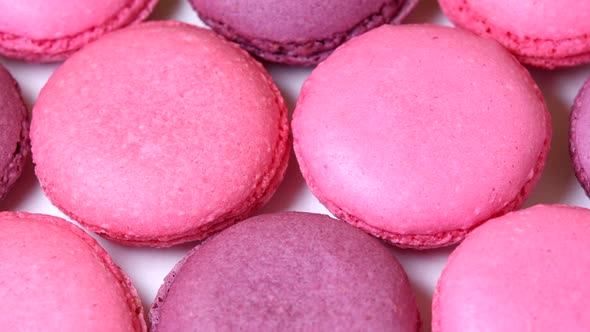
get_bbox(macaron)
[0,212,145,331]
[438,0,590,69]
[570,76,590,195]
[432,205,590,331]
[150,212,420,331]
[0,0,159,62]
[189,0,419,65]
[292,24,551,249]
[0,64,28,201]
[31,21,290,247]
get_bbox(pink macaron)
[570,76,590,195]
[189,0,419,65]
[433,205,590,331]
[0,212,145,331]
[438,0,590,69]
[293,24,551,249]
[31,21,290,247]
[0,0,159,62]
[150,212,420,331]
[0,64,28,201]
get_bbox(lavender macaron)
[150,212,420,331]
[570,76,590,195]
[189,0,419,65]
[0,65,28,201]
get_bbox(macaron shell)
[439,0,590,68]
[293,24,551,248]
[31,21,290,246]
[432,205,590,331]
[569,77,590,195]
[190,0,418,65]
[0,0,159,62]
[150,212,420,331]
[0,212,146,331]
[0,65,29,201]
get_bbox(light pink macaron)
[31,21,290,247]
[0,0,159,62]
[433,205,590,331]
[293,24,551,249]
[0,212,145,331]
[438,0,590,69]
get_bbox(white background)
[2,0,590,331]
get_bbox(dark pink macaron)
[150,212,420,331]
[570,76,590,195]
[0,64,28,201]
[189,0,419,65]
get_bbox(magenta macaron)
[189,0,418,65]
[0,0,159,62]
[31,21,290,247]
[293,24,551,249]
[570,76,590,195]
[0,212,145,331]
[439,0,590,69]
[433,205,590,331]
[0,64,28,201]
[150,212,420,331]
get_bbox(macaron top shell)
[439,0,590,68]
[432,205,590,331]
[0,65,28,200]
[0,212,145,331]
[31,22,289,247]
[293,24,550,248]
[192,0,413,43]
[150,212,420,331]
[190,0,418,64]
[570,77,590,195]
[0,0,158,61]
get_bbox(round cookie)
[0,212,146,331]
[570,76,590,195]
[0,0,159,62]
[438,0,590,69]
[432,205,590,331]
[0,64,28,201]
[150,212,420,331]
[31,21,290,247]
[292,24,551,249]
[189,0,418,65]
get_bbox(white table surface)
[2,1,590,331]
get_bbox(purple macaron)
[0,65,28,201]
[570,77,590,195]
[150,212,420,331]
[189,0,419,65]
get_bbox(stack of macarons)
[1,0,590,330]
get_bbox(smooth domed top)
[151,212,419,331]
[433,205,590,331]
